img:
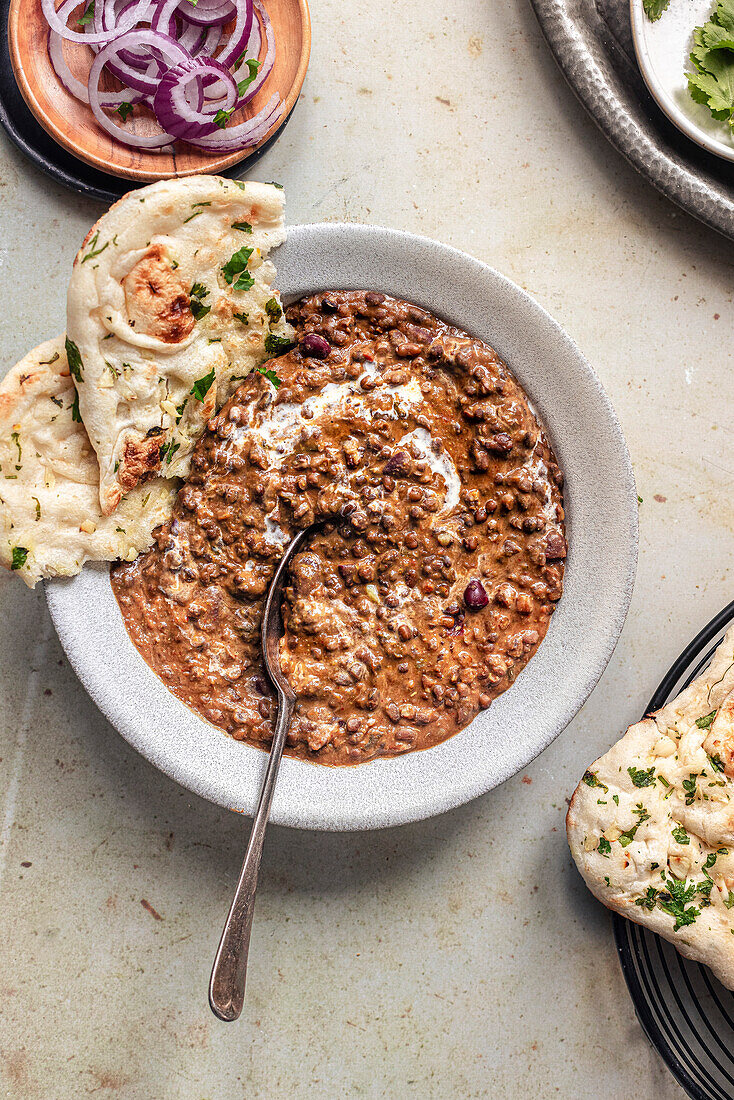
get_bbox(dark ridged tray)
[613,601,734,1100]
[530,0,734,241]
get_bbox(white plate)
[46,223,638,831]
[630,0,734,164]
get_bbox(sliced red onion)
[42,0,152,43]
[153,56,237,137]
[44,0,280,154]
[184,91,282,150]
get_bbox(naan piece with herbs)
[567,624,734,990]
[66,176,293,515]
[0,338,175,587]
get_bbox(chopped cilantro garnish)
[221,245,254,287]
[658,874,700,932]
[231,221,252,233]
[77,0,94,25]
[236,58,260,96]
[643,0,670,19]
[672,824,690,844]
[11,546,28,570]
[10,430,21,464]
[233,180,247,190]
[71,391,82,423]
[635,886,659,911]
[682,774,700,805]
[696,710,717,730]
[190,282,209,300]
[214,108,234,129]
[628,765,656,788]
[264,333,295,357]
[190,300,211,321]
[159,439,180,465]
[619,804,650,847]
[597,836,611,857]
[582,770,608,792]
[81,231,109,264]
[256,366,281,389]
[65,338,84,382]
[116,102,133,122]
[264,181,284,189]
[709,752,726,773]
[725,891,734,910]
[191,368,215,402]
[233,311,249,324]
[39,352,60,366]
[265,297,283,324]
[32,497,41,521]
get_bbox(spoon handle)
[208,690,294,1022]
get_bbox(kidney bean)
[464,579,489,610]
[300,332,331,359]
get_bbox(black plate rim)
[612,600,734,1100]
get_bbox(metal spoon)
[208,524,314,1022]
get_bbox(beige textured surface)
[0,0,731,1094]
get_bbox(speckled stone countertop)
[0,0,731,1095]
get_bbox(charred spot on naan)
[118,430,165,491]
[122,245,195,344]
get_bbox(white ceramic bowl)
[630,0,734,165]
[46,223,638,831]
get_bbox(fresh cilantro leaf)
[265,181,284,189]
[190,299,210,320]
[628,765,656,788]
[11,546,28,570]
[159,439,180,465]
[32,497,41,520]
[116,102,133,122]
[265,297,283,324]
[236,58,260,96]
[175,399,187,424]
[635,886,659,911]
[65,338,84,382]
[39,352,60,366]
[643,0,670,19]
[71,390,82,423]
[233,271,254,291]
[703,852,718,873]
[232,221,252,233]
[221,245,253,285]
[233,180,247,190]
[191,368,215,402]
[696,710,717,729]
[597,836,611,857]
[619,803,651,847]
[256,366,281,389]
[233,311,249,324]
[81,230,108,264]
[612,793,619,805]
[725,891,734,909]
[77,0,94,25]
[687,7,734,128]
[672,824,690,844]
[658,875,700,932]
[682,773,700,805]
[11,430,21,464]
[582,770,608,792]
[190,283,209,300]
[709,752,726,773]
[264,333,295,357]
[214,108,234,129]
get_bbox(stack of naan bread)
[568,625,734,989]
[0,176,293,587]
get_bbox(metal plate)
[614,601,734,1100]
[530,0,734,241]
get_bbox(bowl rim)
[45,222,639,831]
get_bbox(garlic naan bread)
[66,176,293,515]
[0,338,176,587]
[567,624,734,989]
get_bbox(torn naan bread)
[0,337,176,587]
[567,624,734,989]
[66,176,293,515]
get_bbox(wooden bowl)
[7,0,310,182]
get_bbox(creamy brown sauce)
[112,291,566,764]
